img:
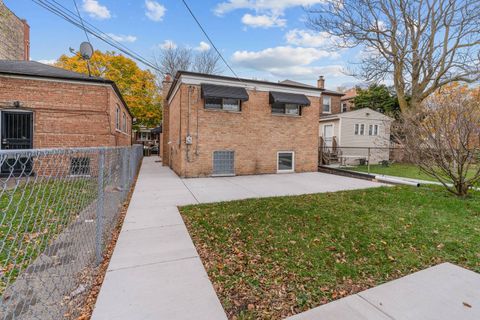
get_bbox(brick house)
[0,60,132,152]
[161,71,343,178]
[0,0,30,61]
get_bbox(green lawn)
[180,186,480,320]
[348,163,477,182]
[0,178,97,294]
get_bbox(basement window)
[70,157,91,176]
[205,98,241,112]
[277,151,295,173]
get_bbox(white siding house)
[319,108,394,164]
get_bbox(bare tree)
[154,46,192,79]
[154,45,223,82]
[308,0,480,111]
[192,49,223,74]
[395,84,480,197]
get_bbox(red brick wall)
[164,83,320,177]
[320,94,343,116]
[0,2,29,60]
[0,76,132,148]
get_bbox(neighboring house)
[0,0,30,60]
[0,61,132,153]
[161,71,325,177]
[279,77,345,116]
[319,108,393,165]
[133,125,160,147]
[340,87,357,112]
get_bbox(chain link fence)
[0,145,143,320]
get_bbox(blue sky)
[5,0,362,89]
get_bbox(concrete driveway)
[182,171,385,203]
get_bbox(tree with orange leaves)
[396,83,480,197]
[56,50,162,128]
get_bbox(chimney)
[317,76,325,89]
[22,19,30,61]
[162,73,173,99]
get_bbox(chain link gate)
[0,145,143,319]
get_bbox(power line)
[72,0,90,44]
[31,0,161,72]
[179,0,241,80]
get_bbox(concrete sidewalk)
[288,263,480,320]
[91,158,227,320]
[91,157,384,320]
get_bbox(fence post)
[96,149,105,265]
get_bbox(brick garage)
[0,61,132,149]
[162,71,324,178]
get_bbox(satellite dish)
[79,42,94,60]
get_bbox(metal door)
[1,111,33,175]
[212,151,235,176]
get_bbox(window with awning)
[269,91,310,116]
[201,84,249,112]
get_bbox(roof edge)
[166,70,326,101]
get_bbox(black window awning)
[201,84,249,101]
[269,91,311,106]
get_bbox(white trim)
[168,74,322,105]
[277,151,295,173]
[338,118,342,144]
[322,95,332,114]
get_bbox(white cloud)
[232,46,338,70]
[194,41,211,52]
[145,0,166,22]
[37,59,56,65]
[107,33,137,43]
[241,14,286,28]
[215,0,325,16]
[159,40,177,49]
[267,65,344,78]
[82,0,111,19]
[285,29,339,47]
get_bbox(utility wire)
[179,0,241,80]
[31,0,161,72]
[72,0,90,43]
[72,0,92,76]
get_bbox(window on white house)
[355,124,366,135]
[272,103,301,116]
[323,96,331,113]
[116,106,120,130]
[342,103,348,112]
[205,98,241,112]
[368,124,380,136]
[277,151,295,173]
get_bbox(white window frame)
[359,123,365,135]
[277,151,295,173]
[322,96,331,114]
[122,112,127,132]
[374,124,379,136]
[115,106,120,130]
[354,124,359,135]
[342,102,348,112]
